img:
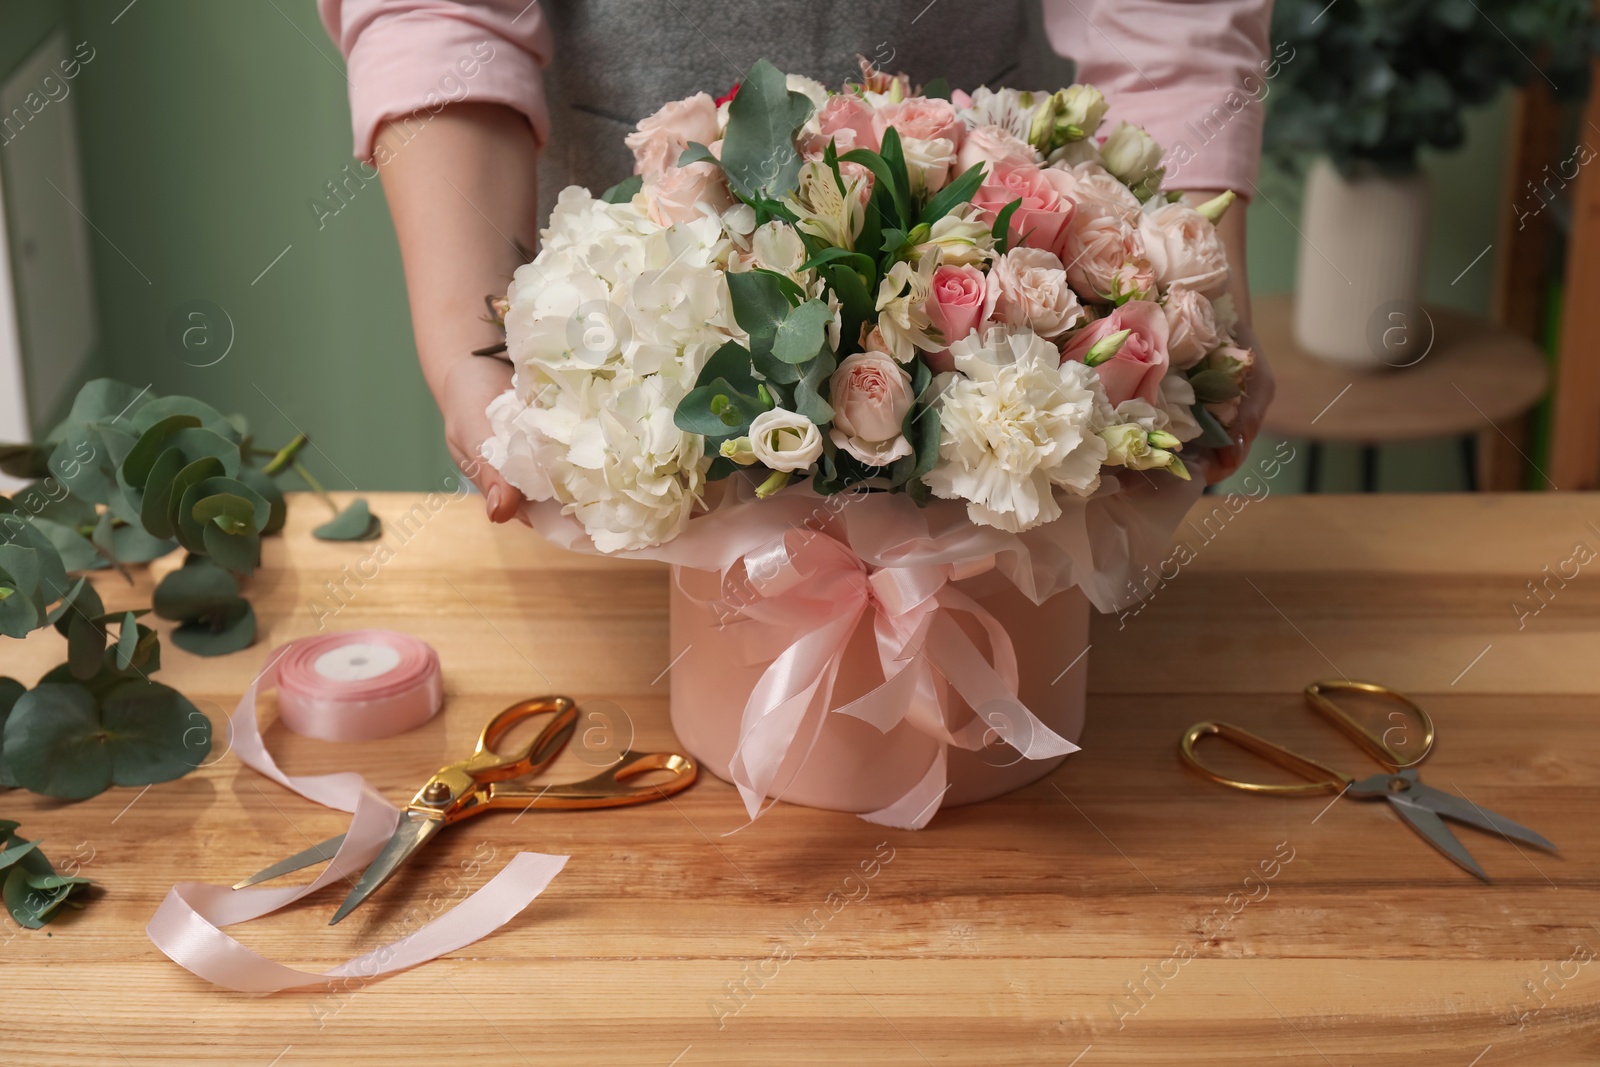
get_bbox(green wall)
[5,2,1517,493]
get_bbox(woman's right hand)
[443,355,526,523]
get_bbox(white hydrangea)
[925,326,1113,533]
[485,186,740,551]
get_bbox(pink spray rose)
[924,263,989,373]
[971,163,1076,260]
[1061,299,1170,407]
[957,124,1038,176]
[1139,202,1231,297]
[643,163,736,225]
[1062,212,1153,303]
[1161,285,1222,369]
[872,97,963,147]
[1050,161,1143,224]
[985,247,1084,339]
[626,92,720,178]
[828,351,915,466]
[806,93,880,156]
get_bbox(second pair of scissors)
[235,696,697,922]
[1180,680,1555,880]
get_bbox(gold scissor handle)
[487,749,699,810]
[1179,721,1352,795]
[1304,680,1434,770]
[459,696,578,783]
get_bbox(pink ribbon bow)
[711,528,1079,829]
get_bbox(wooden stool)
[1255,293,1550,491]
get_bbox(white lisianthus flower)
[782,160,867,251]
[911,202,995,267]
[874,251,940,362]
[900,135,958,195]
[1054,84,1108,140]
[1099,122,1165,198]
[748,409,824,472]
[486,186,736,551]
[925,326,1112,533]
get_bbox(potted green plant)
[1268,0,1599,367]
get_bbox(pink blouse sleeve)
[1043,0,1276,197]
[318,0,554,160]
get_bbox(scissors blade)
[1386,795,1490,881]
[1404,782,1557,852]
[328,812,443,926]
[232,834,347,889]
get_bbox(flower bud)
[1054,85,1107,143]
[1194,190,1236,223]
[1083,328,1132,367]
[1100,122,1165,199]
[719,437,757,465]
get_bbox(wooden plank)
[3,492,1597,1063]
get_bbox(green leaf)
[62,379,153,425]
[720,58,813,202]
[822,264,874,354]
[192,492,254,535]
[114,611,140,670]
[48,575,102,632]
[138,446,191,539]
[695,340,759,394]
[313,498,382,541]
[675,378,768,437]
[25,517,102,572]
[677,141,720,167]
[876,126,914,226]
[600,174,642,204]
[0,838,40,872]
[152,558,240,619]
[771,300,833,365]
[1188,368,1242,404]
[794,349,837,426]
[235,466,287,535]
[166,456,225,550]
[727,269,797,361]
[100,679,210,785]
[201,522,261,575]
[171,599,255,657]
[0,676,25,787]
[992,197,1023,254]
[3,679,207,799]
[921,163,986,228]
[4,683,110,799]
[120,414,202,490]
[1193,403,1234,448]
[110,522,176,565]
[921,77,952,100]
[67,610,107,680]
[129,395,241,444]
[839,147,910,229]
[797,246,877,278]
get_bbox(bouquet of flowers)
[484,59,1253,553]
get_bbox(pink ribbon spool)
[272,630,443,742]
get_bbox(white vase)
[1292,158,1431,368]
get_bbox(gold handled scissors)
[234,696,698,923]
[1180,680,1554,880]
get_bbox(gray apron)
[535,0,1074,214]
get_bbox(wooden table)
[7,490,1598,1064]
[1255,294,1550,491]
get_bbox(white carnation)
[925,326,1112,533]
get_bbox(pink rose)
[1061,300,1170,407]
[1139,202,1230,297]
[1050,162,1142,224]
[872,98,963,148]
[811,93,879,155]
[1063,212,1152,303]
[828,351,915,466]
[1162,285,1222,369]
[971,163,1076,260]
[626,92,720,178]
[924,263,988,372]
[985,247,1084,339]
[643,163,736,225]
[957,124,1038,177]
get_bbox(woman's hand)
[443,356,526,522]
[1203,317,1275,484]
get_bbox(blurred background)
[1,0,1597,495]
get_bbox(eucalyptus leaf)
[235,466,287,535]
[171,599,255,657]
[121,414,202,490]
[771,300,834,365]
[152,558,240,619]
[1193,404,1235,449]
[0,443,51,479]
[129,395,241,444]
[193,492,255,535]
[601,174,642,204]
[719,58,812,202]
[25,517,102,572]
[313,498,382,541]
[0,676,24,787]
[138,446,190,539]
[202,521,261,574]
